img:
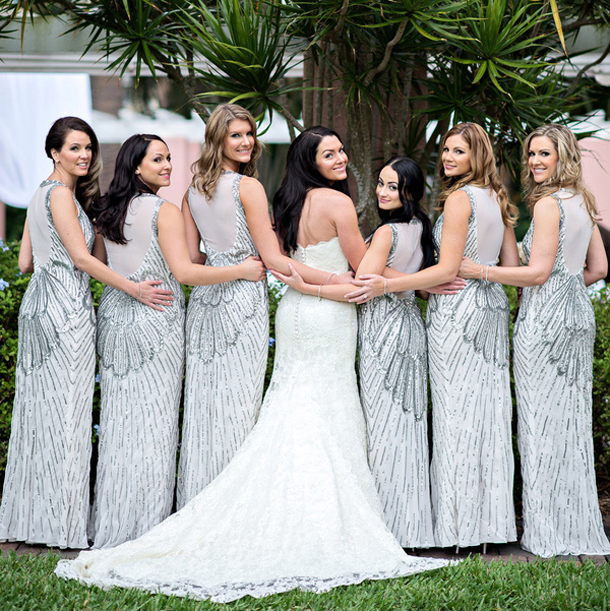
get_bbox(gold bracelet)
[317,284,322,300]
[383,279,387,295]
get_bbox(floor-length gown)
[55,237,450,602]
[91,195,185,549]
[427,185,516,548]
[0,180,95,549]
[514,189,610,557]
[358,222,434,548]
[176,171,268,509]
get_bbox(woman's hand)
[137,279,175,311]
[458,256,482,280]
[427,277,467,294]
[330,271,355,284]
[270,264,308,293]
[239,256,266,282]
[345,274,386,303]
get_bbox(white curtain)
[0,73,92,209]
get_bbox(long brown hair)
[45,116,102,210]
[437,123,517,227]
[191,104,263,199]
[522,124,597,223]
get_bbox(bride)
[55,126,450,602]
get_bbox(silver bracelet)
[317,284,322,300]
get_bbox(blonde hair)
[522,124,597,223]
[437,123,517,227]
[191,104,263,198]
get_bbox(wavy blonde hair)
[191,104,263,198]
[522,124,597,222]
[437,122,517,227]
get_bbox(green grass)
[1,553,610,611]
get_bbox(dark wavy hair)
[376,157,435,269]
[273,126,350,253]
[45,116,102,211]
[91,134,166,244]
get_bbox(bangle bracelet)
[317,284,322,300]
[480,265,484,281]
[138,283,142,299]
[325,273,335,285]
[485,265,489,281]
[383,279,387,295]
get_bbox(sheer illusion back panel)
[189,178,237,253]
[560,192,594,274]
[103,196,155,278]
[473,187,504,265]
[27,183,58,267]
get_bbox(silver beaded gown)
[427,185,517,548]
[91,195,185,549]
[514,189,610,557]
[176,171,268,509]
[358,222,434,548]
[0,180,95,549]
[55,237,450,602]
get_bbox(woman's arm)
[240,177,355,285]
[583,224,608,286]
[273,224,392,301]
[50,186,173,310]
[459,197,559,287]
[182,190,207,265]
[18,219,34,273]
[158,202,265,285]
[346,189,471,300]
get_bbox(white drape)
[0,73,92,209]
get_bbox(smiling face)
[527,135,558,183]
[51,130,92,180]
[441,134,472,178]
[315,135,348,183]
[222,119,255,172]
[376,165,402,212]
[136,140,172,193]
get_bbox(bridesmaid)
[0,117,167,549]
[349,123,520,550]
[459,124,610,557]
[90,134,264,549]
[177,105,357,508]
[357,157,436,548]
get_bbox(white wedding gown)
[55,238,450,602]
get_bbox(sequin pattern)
[427,184,516,547]
[91,196,185,549]
[358,222,434,548]
[514,191,610,557]
[177,172,268,508]
[0,181,95,549]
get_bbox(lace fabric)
[56,237,451,601]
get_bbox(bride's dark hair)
[92,134,165,244]
[376,156,435,269]
[273,126,350,253]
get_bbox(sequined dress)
[427,185,516,548]
[55,237,451,602]
[0,180,95,549]
[91,195,185,549]
[176,171,268,508]
[358,222,434,548]
[514,190,610,557]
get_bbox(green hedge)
[1,237,610,497]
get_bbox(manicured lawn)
[1,552,609,610]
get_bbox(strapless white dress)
[55,238,450,602]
